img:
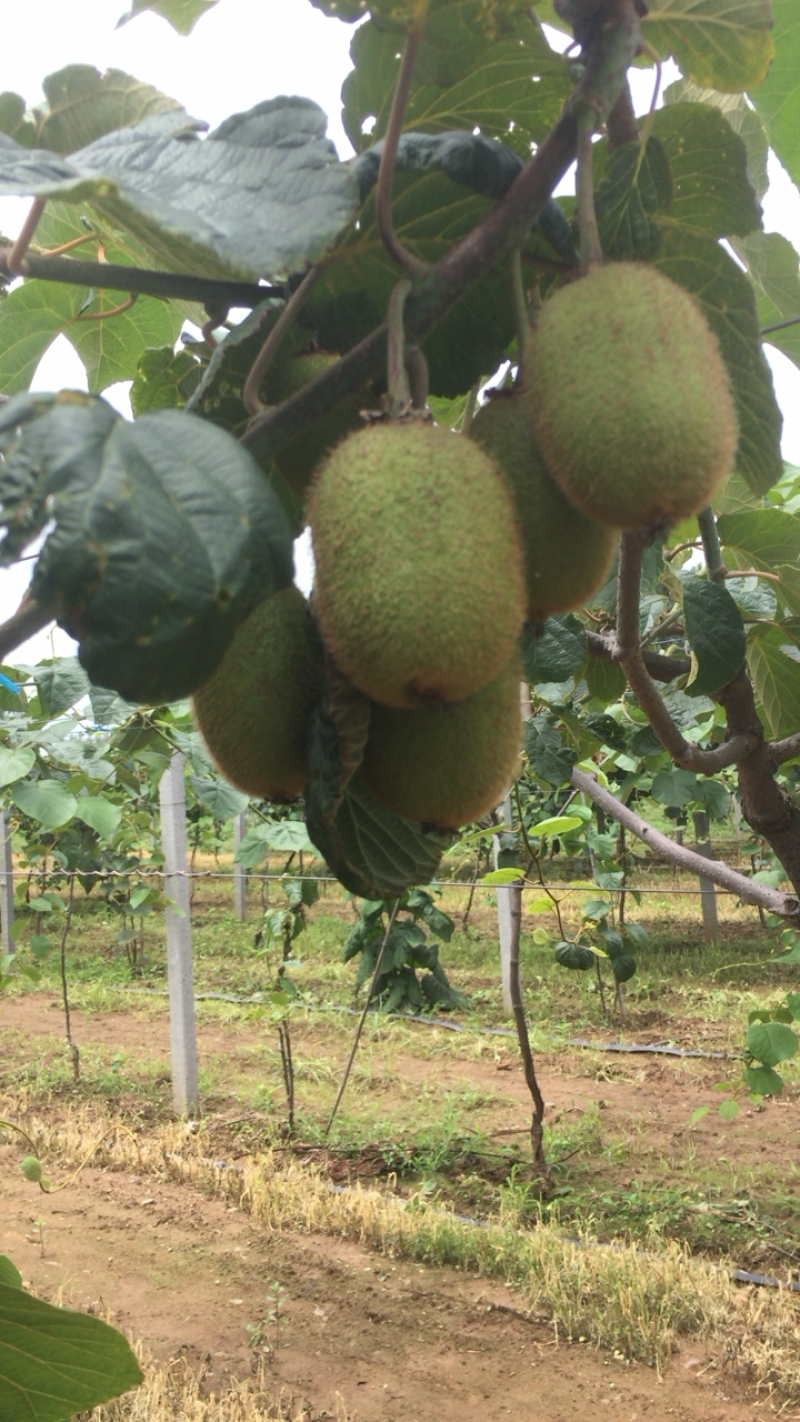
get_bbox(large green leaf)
[0,394,294,703]
[594,137,672,262]
[747,625,800,736]
[654,224,783,497]
[0,1258,22,1290]
[522,616,586,685]
[747,0,800,189]
[0,1279,143,1421]
[0,94,35,148]
[75,795,122,840]
[308,168,514,397]
[664,79,769,201]
[737,231,800,373]
[0,745,35,789]
[717,507,800,569]
[682,573,746,694]
[27,658,90,716]
[189,775,249,820]
[0,278,182,395]
[12,779,78,829]
[34,66,183,155]
[642,0,774,92]
[746,1018,799,1065]
[651,103,762,237]
[524,715,576,786]
[119,0,219,34]
[342,0,571,155]
[0,98,359,281]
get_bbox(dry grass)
[7,1098,800,1401]
[79,1348,353,1421]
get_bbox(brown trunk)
[718,667,800,899]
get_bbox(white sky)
[1,1,799,669]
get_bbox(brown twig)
[0,596,53,665]
[243,264,322,415]
[376,2,431,278]
[75,293,138,321]
[507,876,549,1180]
[325,898,402,1136]
[571,768,800,920]
[7,199,47,274]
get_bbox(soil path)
[0,996,788,1419]
[0,1152,766,1422]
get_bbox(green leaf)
[481,866,525,884]
[119,0,219,35]
[642,0,774,92]
[522,616,586,686]
[530,815,584,837]
[691,1104,711,1123]
[352,128,527,204]
[525,715,576,787]
[12,780,78,830]
[261,821,318,854]
[718,1098,741,1120]
[342,0,571,155]
[651,103,762,237]
[308,167,515,397]
[0,395,294,704]
[737,232,800,374]
[188,775,249,821]
[744,1063,784,1094]
[595,137,673,262]
[665,79,769,201]
[307,771,450,898]
[35,66,184,155]
[747,626,800,736]
[609,950,637,983]
[27,659,90,717]
[0,98,359,281]
[75,796,122,840]
[696,778,731,820]
[0,94,35,147]
[0,1279,143,1420]
[67,291,184,396]
[747,0,800,190]
[786,991,800,1020]
[0,745,35,790]
[0,282,86,395]
[0,1258,22,1290]
[130,347,203,414]
[585,658,627,703]
[682,573,746,694]
[650,767,699,807]
[654,224,783,498]
[746,1018,799,1066]
[554,940,596,970]
[718,507,800,570]
[19,1156,42,1183]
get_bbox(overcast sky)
[1,0,800,668]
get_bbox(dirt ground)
[0,1151,775,1422]
[3,995,798,1417]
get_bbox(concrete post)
[0,810,14,955]
[693,808,719,944]
[233,810,247,922]
[159,753,199,1115]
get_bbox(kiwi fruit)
[362,652,522,828]
[192,585,324,799]
[263,351,370,497]
[308,419,526,708]
[470,389,617,619]
[528,263,738,529]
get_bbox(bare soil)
[1,994,797,1418]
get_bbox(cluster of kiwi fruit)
[192,260,738,833]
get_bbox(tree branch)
[571,768,800,921]
[768,732,800,768]
[244,0,643,462]
[0,249,271,312]
[613,533,757,773]
[606,78,639,149]
[0,595,52,664]
[586,629,690,682]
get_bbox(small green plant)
[343,888,466,1014]
[692,991,800,1124]
[246,1280,287,1354]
